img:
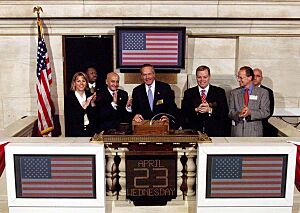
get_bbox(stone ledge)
[3,116,36,137]
[269,117,300,137]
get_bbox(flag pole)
[33,6,54,136]
[33,6,43,37]
[33,6,43,20]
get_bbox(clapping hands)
[83,93,96,109]
[239,106,251,118]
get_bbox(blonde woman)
[65,72,97,136]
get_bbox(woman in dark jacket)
[65,72,97,137]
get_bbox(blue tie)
[148,86,154,111]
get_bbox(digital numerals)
[134,167,168,188]
[126,157,177,198]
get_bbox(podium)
[132,120,169,135]
[93,125,210,206]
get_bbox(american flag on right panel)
[206,155,287,198]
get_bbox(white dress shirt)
[198,84,210,96]
[75,91,89,126]
[145,80,155,96]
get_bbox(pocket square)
[156,99,164,105]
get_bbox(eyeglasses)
[236,76,248,80]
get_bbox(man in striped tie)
[182,65,230,136]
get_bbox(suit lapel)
[116,90,123,105]
[153,83,161,112]
[206,85,214,103]
[73,92,85,111]
[248,86,258,109]
[193,87,201,107]
[103,88,113,103]
[237,88,244,108]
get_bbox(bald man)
[96,72,132,131]
[253,68,277,136]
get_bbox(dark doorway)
[63,35,113,95]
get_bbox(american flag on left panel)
[18,155,95,198]
[206,155,287,198]
[121,32,179,65]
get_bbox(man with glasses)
[228,66,270,136]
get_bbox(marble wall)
[1,1,300,134]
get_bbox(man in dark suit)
[182,65,230,136]
[96,72,132,131]
[132,64,178,126]
[253,68,277,136]
[85,66,101,94]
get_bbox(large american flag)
[36,16,54,136]
[121,32,179,65]
[207,155,286,198]
[19,156,95,198]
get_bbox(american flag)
[121,32,179,65]
[207,155,286,198]
[19,156,95,198]
[36,16,54,136]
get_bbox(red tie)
[201,90,206,103]
[244,88,249,106]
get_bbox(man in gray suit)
[229,66,270,136]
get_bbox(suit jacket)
[65,91,96,137]
[228,85,270,137]
[132,81,178,123]
[182,85,230,136]
[96,88,131,131]
[261,85,277,136]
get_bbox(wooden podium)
[132,120,169,135]
[92,126,210,206]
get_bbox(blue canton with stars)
[20,157,51,179]
[212,156,242,179]
[123,33,146,50]
[36,37,48,80]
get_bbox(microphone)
[149,113,176,126]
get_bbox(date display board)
[126,151,177,204]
